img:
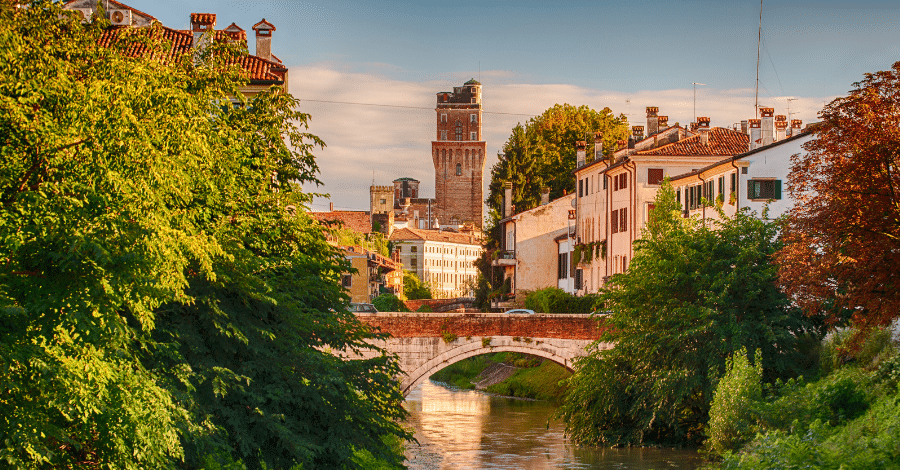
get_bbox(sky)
[121,0,900,213]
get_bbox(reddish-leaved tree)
[778,61,900,329]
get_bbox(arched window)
[456,163,462,176]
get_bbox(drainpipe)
[698,174,706,222]
[605,172,610,280]
[730,159,741,212]
[626,160,636,262]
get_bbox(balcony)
[491,250,516,267]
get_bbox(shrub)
[705,348,763,457]
[524,287,599,313]
[372,293,407,312]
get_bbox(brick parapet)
[355,312,606,341]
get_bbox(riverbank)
[429,352,571,402]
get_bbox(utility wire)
[299,99,537,117]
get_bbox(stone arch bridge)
[351,312,611,395]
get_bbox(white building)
[492,184,576,301]
[390,227,481,298]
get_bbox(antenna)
[692,82,706,124]
[755,0,763,118]
[786,97,798,121]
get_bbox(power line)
[299,99,537,117]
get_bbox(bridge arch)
[403,336,584,395]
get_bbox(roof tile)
[634,127,749,157]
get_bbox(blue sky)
[122,0,900,212]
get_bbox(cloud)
[294,64,831,213]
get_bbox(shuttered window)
[648,168,664,185]
[747,179,782,200]
[611,210,619,234]
[620,208,627,233]
[718,176,725,199]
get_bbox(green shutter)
[747,180,754,200]
[774,179,782,199]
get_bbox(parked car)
[349,302,378,313]
[504,308,535,315]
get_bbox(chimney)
[504,182,513,218]
[252,19,276,61]
[541,187,551,205]
[632,125,644,141]
[223,23,247,45]
[593,132,604,162]
[741,120,748,134]
[749,119,761,150]
[617,139,627,151]
[329,202,334,211]
[697,117,711,145]
[690,122,699,132]
[775,115,787,141]
[760,107,775,146]
[190,13,216,61]
[790,119,803,137]
[657,115,669,132]
[576,141,586,168]
[646,107,659,136]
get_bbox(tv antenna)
[692,82,706,123]
[786,97,798,121]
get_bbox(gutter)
[626,160,636,262]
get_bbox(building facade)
[572,108,749,294]
[390,227,481,299]
[432,79,486,230]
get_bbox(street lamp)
[692,82,706,124]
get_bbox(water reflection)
[404,380,703,470]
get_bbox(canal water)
[404,380,704,470]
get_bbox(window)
[578,180,583,197]
[380,198,386,204]
[470,114,477,123]
[718,176,725,201]
[622,255,627,272]
[470,132,477,140]
[410,257,417,269]
[621,174,628,189]
[411,246,417,252]
[441,113,447,123]
[648,168,664,185]
[603,175,607,190]
[440,130,447,141]
[456,163,462,176]
[341,274,352,288]
[747,179,781,200]
[620,208,627,233]
[611,209,618,234]
[558,252,568,279]
[676,188,681,204]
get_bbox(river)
[404,380,704,470]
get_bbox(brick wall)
[356,312,606,341]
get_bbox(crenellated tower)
[432,79,486,229]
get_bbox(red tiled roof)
[389,227,479,245]
[190,13,216,25]
[634,127,749,157]
[311,211,372,235]
[65,0,157,21]
[97,25,286,84]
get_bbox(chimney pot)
[252,18,276,61]
[593,132,604,162]
[576,141,586,168]
[646,106,659,136]
[632,125,644,139]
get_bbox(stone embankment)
[473,362,519,389]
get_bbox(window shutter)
[621,208,627,232]
[614,175,619,191]
[774,179,782,199]
[648,168,664,185]
[747,180,755,199]
[676,188,681,204]
[611,210,618,234]
[578,180,583,197]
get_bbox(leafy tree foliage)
[778,61,900,330]
[403,272,432,300]
[524,287,598,313]
[558,183,812,447]
[372,293,408,312]
[0,3,408,469]
[486,104,629,218]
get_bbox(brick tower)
[432,79,486,230]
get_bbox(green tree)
[0,4,408,469]
[373,293,408,312]
[558,182,812,447]
[477,104,629,295]
[403,271,433,300]
[486,104,629,218]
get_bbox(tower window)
[456,163,462,176]
[441,114,447,123]
[440,130,447,141]
[470,132,477,140]
[470,114,477,123]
